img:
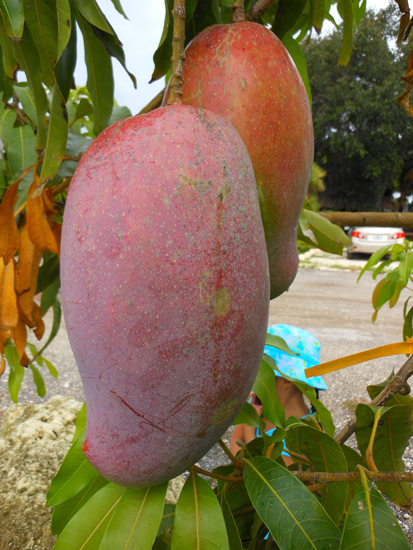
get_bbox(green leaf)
[89,24,136,88]
[43,357,58,379]
[213,465,251,513]
[358,245,392,281]
[157,503,176,536]
[72,0,113,34]
[53,483,127,549]
[220,491,243,550]
[47,430,99,507]
[0,0,24,39]
[340,476,410,550]
[55,14,77,103]
[5,343,25,403]
[341,445,364,515]
[404,303,413,340]
[13,85,36,124]
[56,0,71,61]
[71,97,93,126]
[35,297,62,358]
[0,26,17,79]
[253,358,286,429]
[75,11,113,135]
[23,0,58,87]
[271,0,307,40]
[51,474,109,536]
[36,253,59,294]
[171,471,229,550]
[40,276,60,316]
[312,0,326,33]
[232,401,266,432]
[38,81,69,190]
[185,0,217,46]
[265,333,297,356]
[30,364,46,397]
[100,483,168,549]
[7,125,37,180]
[108,105,131,125]
[244,456,341,550]
[73,402,87,442]
[372,258,393,280]
[399,251,413,287]
[297,426,348,525]
[338,0,354,66]
[293,380,335,437]
[374,271,400,309]
[150,0,173,83]
[109,0,127,19]
[301,209,350,255]
[10,23,48,149]
[355,404,413,506]
[0,100,16,145]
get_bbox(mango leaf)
[109,105,131,125]
[72,0,113,34]
[109,0,127,19]
[271,0,307,40]
[372,258,393,280]
[185,0,217,46]
[367,380,413,410]
[265,333,297,356]
[0,179,19,263]
[0,0,24,39]
[5,343,24,402]
[36,253,59,294]
[40,275,60,315]
[213,465,251,513]
[10,23,48,150]
[374,271,400,309]
[0,25,18,78]
[51,474,109,536]
[56,0,71,60]
[73,401,86,442]
[35,297,61,358]
[220,491,243,550]
[89,24,136,88]
[37,82,69,192]
[15,225,42,322]
[0,100,16,145]
[253,357,286,429]
[153,532,172,549]
[23,0,58,87]
[341,444,364,515]
[355,403,413,506]
[47,430,99,507]
[301,209,350,255]
[244,457,341,550]
[171,471,229,550]
[282,33,312,104]
[157,503,175,537]
[312,0,326,33]
[13,85,36,124]
[404,301,413,340]
[7,125,37,181]
[30,364,46,397]
[399,251,413,286]
[26,179,59,254]
[75,11,113,135]
[55,15,77,103]
[53,483,127,550]
[71,97,93,125]
[340,476,410,550]
[233,401,266,432]
[338,0,354,66]
[297,425,348,525]
[151,0,173,83]
[100,483,168,550]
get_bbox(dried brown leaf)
[399,12,411,41]
[15,226,43,323]
[32,301,45,340]
[11,316,29,366]
[0,180,20,264]
[27,179,59,254]
[0,257,18,330]
[395,0,410,14]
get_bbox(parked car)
[347,226,405,259]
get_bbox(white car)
[347,226,405,259]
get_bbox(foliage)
[305,5,413,211]
[47,345,412,549]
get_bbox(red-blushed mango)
[61,105,269,488]
[167,22,314,299]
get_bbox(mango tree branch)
[246,0,275,21]
[192,465,244,483]
[293,469,413,483]
[168,0,186,105]
[320,211,413,228]
[335,354,413,446]
[218,438,242,469]
[232,0,245,23]
[139,88,165,115]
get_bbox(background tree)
[305,5,413,212]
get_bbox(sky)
[73,0,393,115]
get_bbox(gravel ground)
[1,259,413,544]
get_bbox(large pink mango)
[168,22,314,299]
[61,105,269,488]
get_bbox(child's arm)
[229,424,246,456]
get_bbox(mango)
[61,105,270,488]
[166,22,314,299]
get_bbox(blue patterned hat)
[264,325,328,391]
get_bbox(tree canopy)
[305,5,413,212]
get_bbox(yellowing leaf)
[15,225,43,323]
[372,277,386,308]
[11,316,29,366]
[27,179,59,254]
[306,340,413,378]
[0,180,19,264]
[32,301,45,340]
[0,257,18,374]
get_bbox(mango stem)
[168,0,186,106]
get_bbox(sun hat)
[264,324,328,391]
